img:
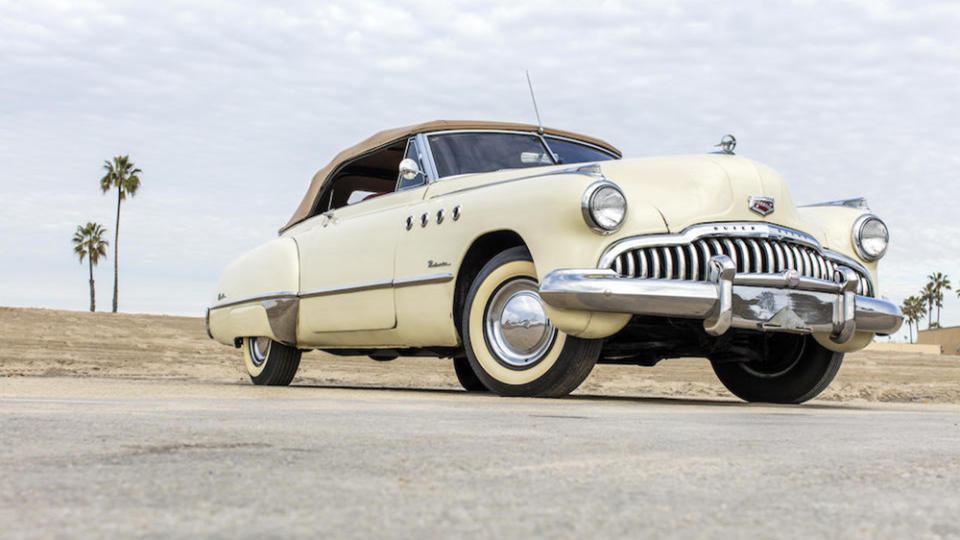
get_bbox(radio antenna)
[525,70,544,134]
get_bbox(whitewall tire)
[242,336,302,386]
[461,247,601,397]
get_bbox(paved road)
[1,378,959,539]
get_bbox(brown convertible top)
[280,120,621,232]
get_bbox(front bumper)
[539,255,902,344]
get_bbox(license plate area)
[730,286,837,334]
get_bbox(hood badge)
[748,196,775,216]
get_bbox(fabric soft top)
[280,120,621,233]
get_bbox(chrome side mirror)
[399,158,424,181]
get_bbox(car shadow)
[282,382,869,410]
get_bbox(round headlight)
[582,182,627,233]
[852,214,889,261]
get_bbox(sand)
[2,306,958,404]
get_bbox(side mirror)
[399,158,424,181]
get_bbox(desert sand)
[2,306,958,403]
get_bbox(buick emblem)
[748,196,774,216]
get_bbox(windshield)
[428,133,556,178]
[545,137,617,164]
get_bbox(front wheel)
[461,246,601,397]
[711,334,843,404]
[242,337,302,386]
[453,356,488,392]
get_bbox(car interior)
[312,139,425,215]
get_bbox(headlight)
[852,214,889,261]
[581,181,627,233]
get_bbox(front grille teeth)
[610,236,872,296]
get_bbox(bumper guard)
[538,255,902,344]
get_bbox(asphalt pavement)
[1,378,959,539]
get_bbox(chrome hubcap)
[485,279,556,368]
[250,337,271,367]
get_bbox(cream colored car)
[207,120,901,403]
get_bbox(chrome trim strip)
[213,273,456,310]
[801,198,870,210]
[210,292,299,310]
[429,163,605,199]
[393,272,455,288]
[300,280,394,299]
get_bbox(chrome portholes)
[250,336,271,367]
[484,278,557,368]
[403,206,460,229]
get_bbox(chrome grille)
[609,236,872,296]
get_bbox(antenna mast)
[525,70,544,134]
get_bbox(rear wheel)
[242,336,301,386]
[461,246,601,397]
[711,334,843,403]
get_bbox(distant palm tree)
[72,222,109,312]
[921,282,936,329]
[901,296,924,343]
[100,155,141,313]
[926,272,951,326]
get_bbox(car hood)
[596,155,823,239]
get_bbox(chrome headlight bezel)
[851,214,889,261]
[581,181,627,234]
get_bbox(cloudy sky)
[1,0,957,339]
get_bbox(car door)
[294,138,429,338]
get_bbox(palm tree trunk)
[88,256,95,312]
[112,184,120,313]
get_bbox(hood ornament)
[715,134,736,155]
[748,196,775,216]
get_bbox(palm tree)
[926,272,951,326]
[100,155,141,313]
[72,222,109,312]
[921,282,937,329]
[901,296,924,343]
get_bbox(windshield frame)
[421,129,619,180]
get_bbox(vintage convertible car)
[207,120,901,403]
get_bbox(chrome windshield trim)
[210,292,299,310]
[415,133,440,184]
[598,223,823,269]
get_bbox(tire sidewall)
[712,336,843,403]
[462,248,596,396]
[242,338,268,378]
